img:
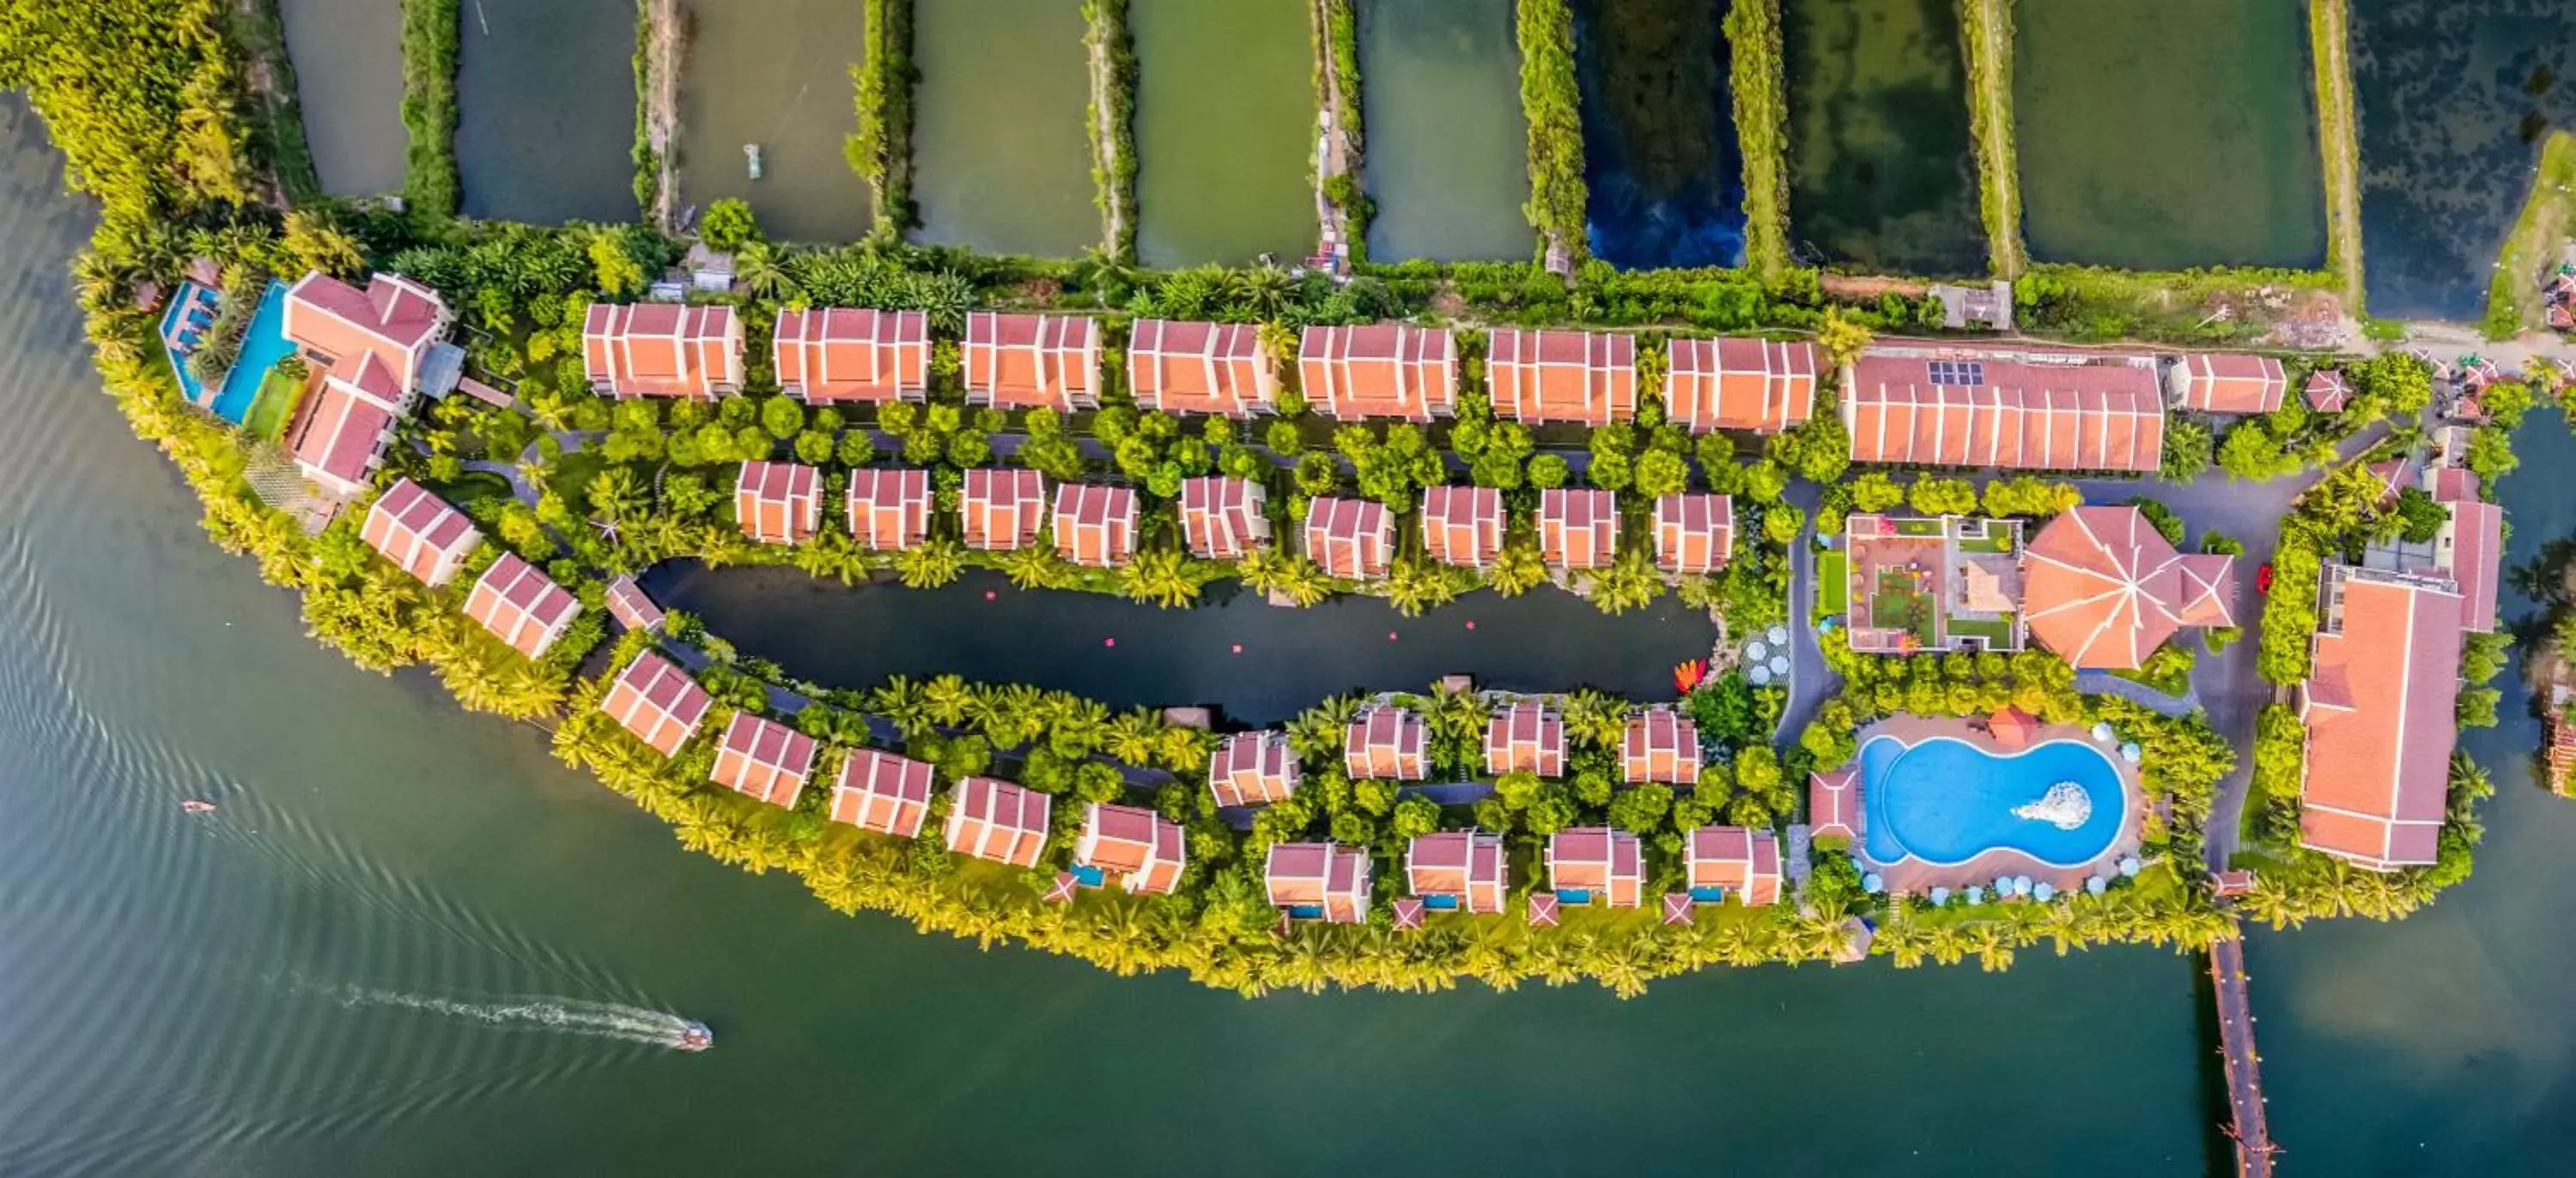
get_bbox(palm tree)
[736,240,794,301]
[922,674,979,727]
[1561,689,1627,750]
[997,543,1072,591]
[1425,681,1491,744]
[1104,709,1162,766]
[1121,548,1205,608]
[866,675,929,733]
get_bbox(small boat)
[181,799,218,814]
[677,1021,713,1052]
[744,143,763,181]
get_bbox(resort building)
[2022,506,2238,670]
[710,713,817,809]
[963,312,1098,411]
[959,468,1048,551]
[1346,704,1429,780]
[1404,830,1507,915]
[1484,700,1566,777]
[1127,319,1278,416]
[1653,493,1734,575]
[1487,328,1636,426]
[1051,483,1139,568]
[1841,345,2165,473]
[1297,323,1457,422]
[360,479,481,587]
[1304,496,1394,580]
[1667,337,1818,434]
[943,776,1054,869]
[2296,565,2464,871]
[463,553,581,659]
[1808,768,1859,843]
[581,303,742,399]
[280,272,461,500]
[1685,826,1782,907]
[598,652,712,757]
[772,307,927,404]
[830,749,934,840]
[1178,477,1268,560]
[1265,841,1371,923]
[1545,827,1643,908]
[1841,513,2027,655]
[734,460,822,544]
[2425,472,2502,635]
[1420,485,1504,569]
[1538,489,1619,571]
[604,574,665,633]
[1072,803,1187,896]
[1622,709,1700,785]
[2304,369,2351,413]
[1208,731,1297,808]
[846,468,933,551]
[2166,353,2287,415]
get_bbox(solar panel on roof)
[1927,360,1986,386]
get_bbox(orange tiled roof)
[2297,568,2463,870]
[944,776,1053,867]
[1546,827,1643,908]
[1686,826,1782,906]
[846,467,933,551]
[1539,488,1619,570]
[599,652,712,757]
[1653,493,1734,574]
[1178,477,1268,559]
[361,479,481,587]
[2170,353,2287,415]
[1346,704,1428,780]
[1265,841,1372,922]
[831,749,934,839]
[1622,708,1699,784]
[605,574,665,633]
[2022,506,2238,669]
[1209,731,1297,808]
[1128,319,1278,416]
[583,303,742,398]
[1489,329,1636,425]
[1405,830,1507,914]
[1051,483,1139,568]
[282,270,449,393]
[734,460,822,544]
[963,312,1097,410]
[1484,701,1566,777]
[1808,768,1858,843]
[1304,496,1393,580]
[959,468,1048,551]
[711,713,817,808]
[1420,485,1504,568]
[773,307,927,403]
[1298,324,1456,421]
[1844,348,2165,472]
[1668,337,1817,433]
[1075,803,1187,896]
[463,553,581,659]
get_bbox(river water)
[671,0,868,243]
[911,0,1097,258]
[1356,0,1530,264]
[276,0,405,197]
[8,70,2576,1173]
[2012,0,2324,271]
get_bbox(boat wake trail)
[328,987,698,1047]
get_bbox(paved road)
[1777,479,1837,744]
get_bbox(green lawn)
[1893,518,1945,537]
[241,367,304,440]
[1818,550,1848,617]
[1958,531,2014,555]
[544,448,609,510]
[1949,613,2016,647]
[431,470,516,508]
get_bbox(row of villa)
[753,458,1736,576]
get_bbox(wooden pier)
[2209,936,2278,1177]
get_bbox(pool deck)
[1850,713,2145,896]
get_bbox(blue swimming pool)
[1857,735,2129,869]
[160,279,294,426]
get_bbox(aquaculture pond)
[911,0,1097,257]
[2348,0,2576,319]
[1357,0,1531,263]
[454,0,638,224]
[2012,0,2324,271]
[1570,0,1746,269]
[673,0,868,243]
[642,565,1716,726]
[1779,0,1983,276]
[1132,0,1318,268]
[276,0,405,196]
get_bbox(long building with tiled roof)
[846,468,933,551]
[711,713,816,808]
[1405,830,1507,914]
[1420,485,1504,568]
[583,303,742,399]
[959,468,1048,551]
[773,307,927,403]
[1128,319,1277,416]
[1539,489,1619,570]
[1668,337,1817,434]
[1178,477,1268,559]
[734,460,821,544]
[831,749,934,839]
[1843,346,2165,473]
[1488,328,1635,426]
[1051,483,1138,568]
[1297,324,1456,422]
[963,312,1097,410]
[599,652,712,757]
[2296,566,2464,871]
[1303,496,1393,580]
[1266,841,1371,923]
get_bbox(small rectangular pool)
[160,278,295,427]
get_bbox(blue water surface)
[160,279,294,426]
[1858,735,2127,868]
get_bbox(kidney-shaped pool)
[1857,734,2129,869]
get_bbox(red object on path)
[2256,563,2275,594]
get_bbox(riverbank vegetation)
[1723,0,1790,282]
[2481,130,2576,340]
[398,0,459,217]
[2014,263,2342,345]
[2307,0,2365,308]
[1515,0,1587,269]
[1313,0,1370,259]
[849,0,917,235]
[1953,0,2023,278]
[228,0,319,203]
[1082,0,1139,262]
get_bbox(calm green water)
[276,0,406,197]
[673,0,868,243]
[911,0,1097,257]
[1781,0,1983,276]
[455,0,638,223]
[1357,0,1529,263]
[1132,0,1316,268]
[2013,0,2325,270]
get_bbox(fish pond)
[641,565,1716,726]
[1132,0,1317,268]
[910,0,1097,257]
[2012,0,2324,271]
[1571,0,1746,269]
[673,0,868,243]
[1780,0,1984,276]
[2348,0,2576,319]
[1357,0,1531,263]
[276,0,406,197]
[455,0,639,224]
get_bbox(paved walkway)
[1777,479,1837,744]
[2073,670,2197,717]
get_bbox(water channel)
[2012,0,2324,271]
[2348,0,2576,319]
[1779,0,1983,276]
[454,0,639,224]
[910,0,1097,258]
[1355,0,1530,264]
[276,0,406,197]
[1570,0,1746,270]
[671,0,868,243]
[1131,0,1318,269]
